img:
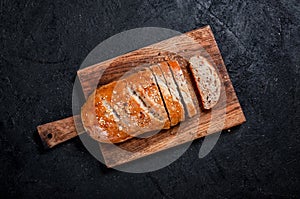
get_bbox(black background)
[1,0,299,198]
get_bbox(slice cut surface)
[189,56,221,109]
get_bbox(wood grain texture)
[37,115,84,148]
[77,25,246,167]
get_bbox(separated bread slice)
[167,60,197,118]
[158,62,185,123]
[189,56,221,109]
[150,64,177,126]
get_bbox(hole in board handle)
[47,133,53,139]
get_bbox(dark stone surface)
[1,0,299,198]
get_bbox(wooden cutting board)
[37,25,246,168]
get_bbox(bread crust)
[81,82,131,143]
[124,68,170,130]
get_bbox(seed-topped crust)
[124,68,170,130]
[81,68,170,143]
[81,81,131,143]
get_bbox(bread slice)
[167,60,197,118]
[81,68,170,143]
[189,55,221,109]
[149,64,178,126]
[158,62,185,123]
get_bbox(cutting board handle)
[37,115,84,148]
